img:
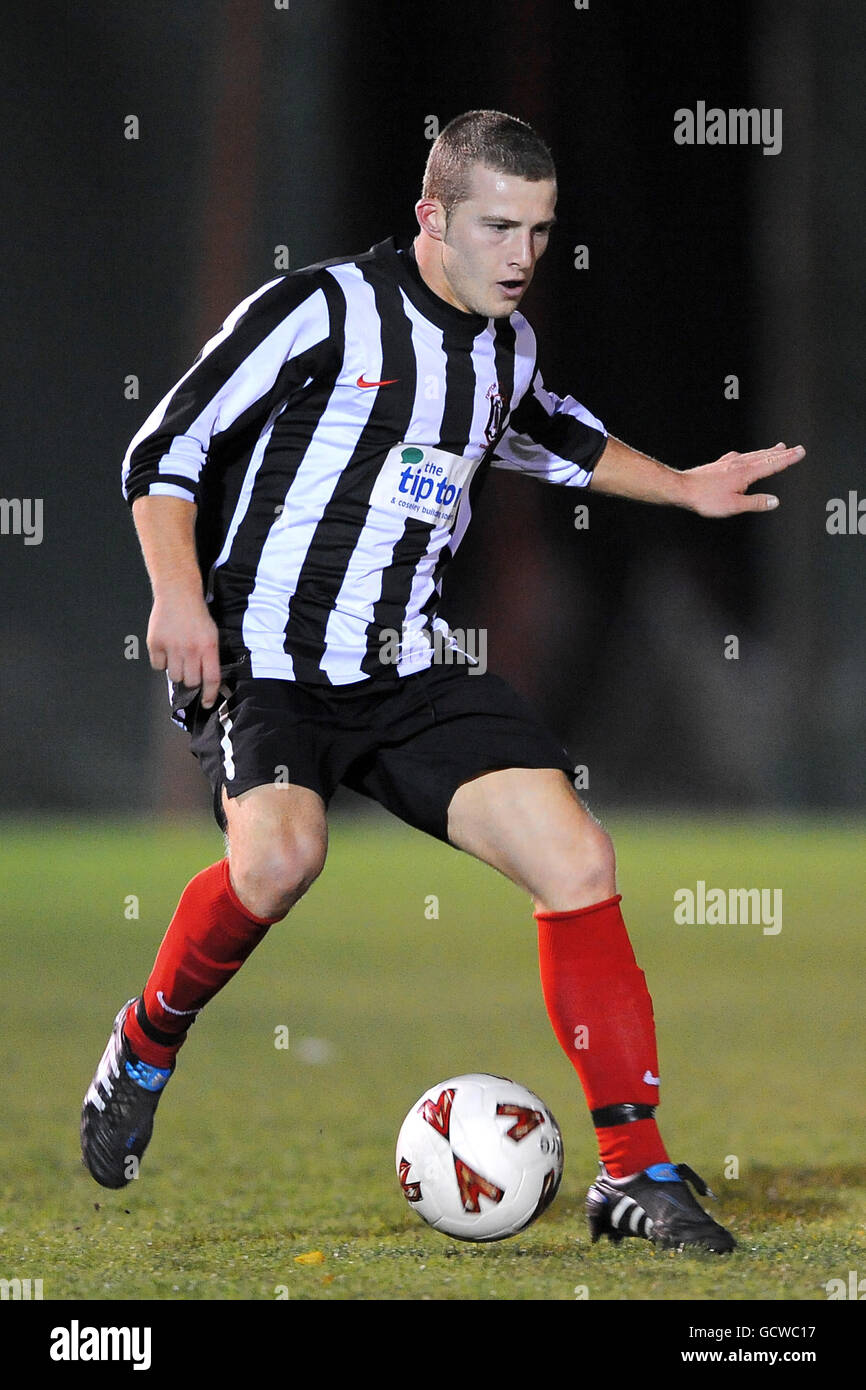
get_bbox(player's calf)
[81,850,291,1188]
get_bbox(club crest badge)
[484,382,510,444]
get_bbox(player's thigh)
[222,781,329,918]
[446,766,616,912]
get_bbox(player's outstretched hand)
[682,442,805,518]
[146,593,222,709]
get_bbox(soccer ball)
[396,1073,564,1242]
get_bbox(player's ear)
[415,197,447,242]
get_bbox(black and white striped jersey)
[122,235,607,688]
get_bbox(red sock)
[123,859,278,1067]
[536,894,670,1178]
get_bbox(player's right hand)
[146,594,222,709]
[681,442,805,517]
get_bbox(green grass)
[1,811,864,1301]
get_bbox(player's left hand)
[681,442,805,517]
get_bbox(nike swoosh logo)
[356,374,399,388]
[156,990,201,1018]
[643,1070,661,1086]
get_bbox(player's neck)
[412,233,472,315]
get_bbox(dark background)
[2,0,863,817]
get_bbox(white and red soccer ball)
[396,1073,564,1242]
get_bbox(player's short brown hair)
[421,110,556,223]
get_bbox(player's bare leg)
[447,767,735,1252]
[221,781,328,920]
[446,766,615,911]
[81,781,327,1188]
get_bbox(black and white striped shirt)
[122,236,607,688]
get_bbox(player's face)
[434,164,557,318]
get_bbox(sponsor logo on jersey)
[356,373,399,388]
[370,443,480,529]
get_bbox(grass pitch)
[1,810,864,1302]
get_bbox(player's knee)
[579,822,616,898]
[537,821,616,912]
[230,833,326,921]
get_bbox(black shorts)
[182,663,574,843]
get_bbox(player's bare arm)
[131,494,222,709]
[590,435,805,515]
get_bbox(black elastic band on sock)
[592,1103,656,1128]
[135,996,190,1046]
